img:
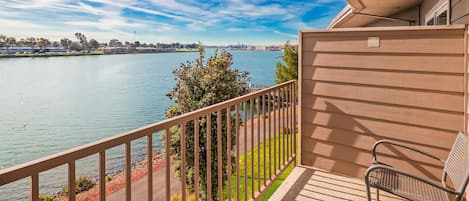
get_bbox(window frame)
[425,0,450,26]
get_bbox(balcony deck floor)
[270,166,404,201]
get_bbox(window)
[425,1,449,25]
[436,10,448,25]
[426,18,435,25]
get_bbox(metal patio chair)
[365,132,469,201]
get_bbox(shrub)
[170,193,196,201]
[105,175,112,182]
[38,194,57,201]
[61,176,96,196]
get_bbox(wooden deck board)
[270,166,404,201]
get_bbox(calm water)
[0,50,280,200]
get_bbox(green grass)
[174,49,198,53]
[223,134,297,201]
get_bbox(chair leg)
[376,189,380,201]
[366,185,372,201]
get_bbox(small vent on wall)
[368,37,380,48]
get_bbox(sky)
[0,0,346,45]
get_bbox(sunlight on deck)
[270,166,404,201]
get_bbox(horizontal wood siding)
[300,26,466,180]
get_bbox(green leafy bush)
[61,176,96,195]
[105,174,112,182]
[38,194,57,201]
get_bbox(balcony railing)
[0,80,297,201]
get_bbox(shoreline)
[65,151,172,201]
[0,49,198,59]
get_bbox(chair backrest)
[443,132,469,194]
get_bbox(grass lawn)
[223,134,297,201]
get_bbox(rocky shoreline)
[56,151,171,201]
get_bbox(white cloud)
[0,18,48,29]
[87,0,195,22]
[273,30,297,39]
[149,0,206,15]
[65,19,144,30]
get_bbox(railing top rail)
[0,80,296,186]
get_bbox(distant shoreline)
[0,49,198,59]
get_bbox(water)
[0,50,281,200]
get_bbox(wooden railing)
[0,80,297,201]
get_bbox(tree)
[25,37,36,47]
[88,39,99,50]
[74,32,87,51]
[37,37,49,49]
[70,42,82,51]
[0,35,6,47]
[17,39,26,46]
[60,38,72,50]
[275,42,298,84]
[6,37,16,48]
[166,44,250,200]
[109,39,121,47]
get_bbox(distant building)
[135,47,176,53]
[255,46,267,51]
[98,47,129,54]
[265,46,282,51]
[0,46,33,54]
[45,46,66,53]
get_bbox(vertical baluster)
[125,142,131,201]
[147,135,153,201]
[256,97,260,192]
[268,91,272,180]
[207,114,212,200]
[286,86,290,160]
[293,82,297,164]
[273,90,277,175]
[282,87,286,165]
[217,111,223,201]
[194,118,200,201]
[278,88,282,170]
[288,85,292,160]
[250,98,254,198]
[243,101,247,201]
[99,151,106,201]
[227,107,232,201]
[235,105,240,201]
[30,174,39,201]
[181,123,186,201]
[68,162,76,201]
[165,128,171,201]
[290,83,296,160]
[275,89,283,171]
[262,94,266,186]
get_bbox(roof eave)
[328,5,354,29]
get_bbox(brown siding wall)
[420,0,441,25]
[299,26,467,181]
[452,0,469,24]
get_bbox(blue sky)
[0,0,346,45]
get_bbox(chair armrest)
[365,164,458,195]
[372,140,445,164]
